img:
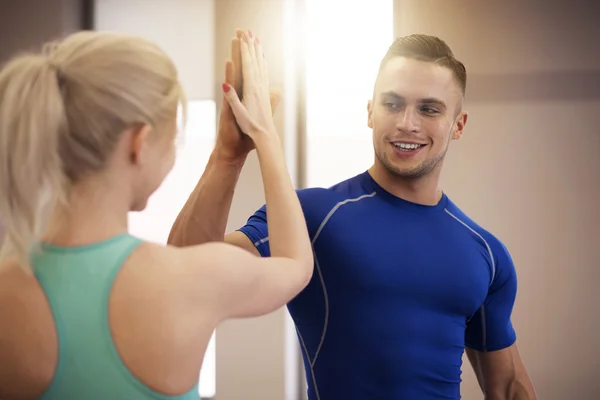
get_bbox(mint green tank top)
[32,233,200,400]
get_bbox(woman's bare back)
[0,241,216,399]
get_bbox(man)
[170,32,537,400]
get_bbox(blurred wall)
[0,0,87,247]
[394,1,600,399]
[0,0,85,65]
[94,0,214,100]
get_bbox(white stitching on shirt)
[297,192,377,400]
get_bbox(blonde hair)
[0,30,186,270]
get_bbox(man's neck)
[368,164,443,206]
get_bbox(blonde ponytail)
[0,31,185,271]
[0,54,68,269]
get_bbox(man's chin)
[392,168,427,179]
[383,160,430,179]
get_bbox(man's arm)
[168,33,280,248]
[465,237,536,400]
[168,34,247,247]
[466,344,536,400]
[168,151,245,246]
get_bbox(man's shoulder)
[444,199,511,263]
[239,173,374,252]
[296,172,375,216]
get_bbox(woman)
[0,30,313,399]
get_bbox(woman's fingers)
[261,46,270,92]
[255,37,265,80]
[247,31,257,68]
[236,29,269,104]
[223,29,279,141]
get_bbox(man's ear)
[129,124,152,165]
[367,100,374,129]
[452,111,468,140]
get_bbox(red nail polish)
[222,82,230,93]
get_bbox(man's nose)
[395,107,421,134]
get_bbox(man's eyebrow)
[380,92,447,109]
[380,91,403,100]
[420,98,447,108]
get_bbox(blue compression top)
[238,171,518,400]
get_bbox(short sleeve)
[237,205,271,257]
[237,187,335,258]
[465,238,518,352]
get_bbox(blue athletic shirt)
[238,171,518,400]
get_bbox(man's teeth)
[393,143,423,150]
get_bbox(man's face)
[368,57,467,179]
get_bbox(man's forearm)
[168,149,245,246]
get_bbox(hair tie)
[47,59,66,90]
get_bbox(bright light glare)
[305,0,393,187]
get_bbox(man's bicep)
[465,279,517,351]
[466,239,518,352]
[465,295,517,352]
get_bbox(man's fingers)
[231,37,242,94]
[222,83,247,124]
[220,65,234,118]
[225,59,234,85]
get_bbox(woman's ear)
[129,124,152,165]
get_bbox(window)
[128,100,217,398]
[305,0,394,188]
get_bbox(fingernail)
[256,37,260,45]
[222,82,230,93]
[249,30,253,38]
